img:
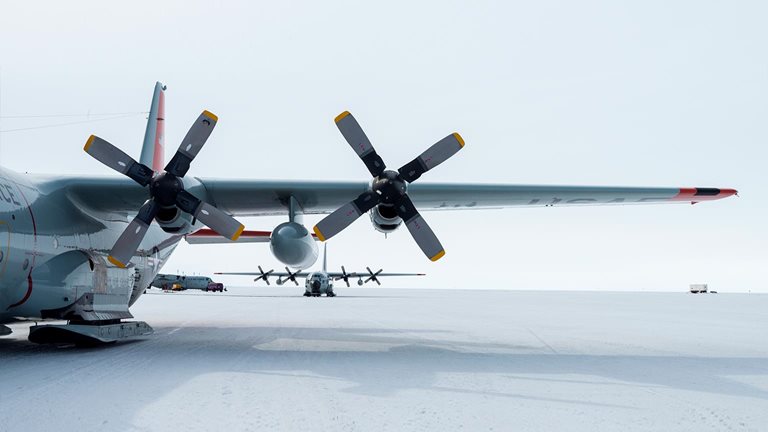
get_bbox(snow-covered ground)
[1,288,767,431]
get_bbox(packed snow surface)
[1,288,767,431]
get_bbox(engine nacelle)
[270,222,319,270]
[155,206,193,233]
[369,204,403,234]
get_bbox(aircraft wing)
[199,179,738,216]
[39,175,737,221]
[326,272,425,278]
[215,271,309,277]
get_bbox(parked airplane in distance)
[150,274,225,292]
[217,245,424,297]
[0,81,738,344]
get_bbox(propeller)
[313,111,463,261]
[339,266,351,287]
[84,111,245,268]
[283,266,300,286]
[364,267,383,285]
[253,266,275,285]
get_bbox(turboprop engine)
[369,203,403,234]
[270,221,318,270]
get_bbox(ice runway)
[1,288,767,432]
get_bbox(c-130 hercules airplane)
[0,82,737,344]
[217,244,425,297]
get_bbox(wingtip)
[334,111,351,123]
[313,225,327,242]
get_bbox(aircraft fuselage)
[304,272,334,297]
[0,165,182,323]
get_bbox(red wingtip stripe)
[672,187,738,202]
[671,188,698,201]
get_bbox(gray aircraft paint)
[0,163,733,322]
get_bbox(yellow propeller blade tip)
[334,111,351,123]
[430,250,446,262]
[231,225,245,241]
[108,255,126,268]
[84,135,96,152]
[313,226,327,242]
[453,133,465,148]
[202,110,219,122]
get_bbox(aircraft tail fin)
[139,82,166,172]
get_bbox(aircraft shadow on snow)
[1,325,767,420]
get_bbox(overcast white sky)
[0,1,765,292]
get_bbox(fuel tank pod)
[270,222,318,270]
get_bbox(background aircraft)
[217,245,424,297]
[150,274,224,292]
[0,82,737,344]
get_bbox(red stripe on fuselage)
[188,228,319,239]
[190,228,271,237]
[152,90,165,172]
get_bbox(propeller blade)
[341,266,350,286]
[335,111,387,177]
[254,266,274,285]
[175,190,245,241]
[84,135,153,186]
[395,195,445,261]
[165,111,219,177]
[364,266,379,285]
[313,191,380,241]
[108,199,159,268]
[195,202,245,241]
[398,133,465,183]
[285,266,299,286]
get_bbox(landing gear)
[303,292,312,297]
[327,292,336,297]
[28,320,154,346]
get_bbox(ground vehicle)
[690,284,709,294]
[205,283,224,292]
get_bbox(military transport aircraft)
[217,244,424,297]
[150,274,224,292]
[0,81,737,344]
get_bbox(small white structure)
[690,284,709,294]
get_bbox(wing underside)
[37,175,737,219]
